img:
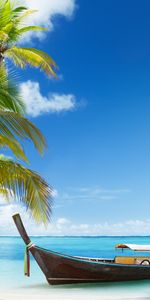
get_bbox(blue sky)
[1,0,150,235]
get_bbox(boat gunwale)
[34,245,150,269]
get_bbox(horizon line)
[1,235,150,237]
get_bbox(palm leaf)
[0,84,25,113]
[0,157,52,223]
[0,135,28,162]
[0,187,10,200]
[16,9,38,21]
[0,30,8,41]
[0,24,46,43]
[7,26,48,43]
[12,6,27,15]
[0,110,46,154]
[0,66,26,114]
[18,26,47,35]
[0,2,57,78]
[2,22,13,33]
[5,47,57,77]
[0,0,11,29]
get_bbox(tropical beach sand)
[0,292,149,300]
[0,297,149,300]
[1,281,150,300]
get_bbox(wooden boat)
[13,213,150,285]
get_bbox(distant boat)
[13,213,150,285]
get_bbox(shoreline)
[0,286,149,300]
[0,292,149,300]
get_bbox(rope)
[24,242,35,277]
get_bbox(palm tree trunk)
[0,44,8,64]
[0,53,4,64]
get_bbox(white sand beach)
[1,282,150,300]
[0,292,149,300]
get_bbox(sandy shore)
[0,289,149,300]
[0,295,149,300]
[1,279,150,300]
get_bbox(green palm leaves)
[0,0,57,76]
[0,75,52,224]
[0,66,25,113]
[0,136,28,163]
[5,47,56,76]
[0,157,52,223]
[0,66,46,160]
[0,110,46,156]
[0,0,57,223]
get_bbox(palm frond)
[0,157,52,223]
[0,23,46,43]
[0,0,11,29]
[0,30,8,41]
[16,9,38,21]
[12,6,27,15]
[0,2,38,41]
[0,186,10,200]
[5,26,47,43]
[18,26,47,35]
[0,110,46,154]
[2,22,13,34]
[0,1,57,78]
[5,47,57,77]
[0,135,28,162]
[0,66,26,114]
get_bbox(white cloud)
[57,218,71,225]
[61,186,130,202]
[20,80,76,117]
[0,187,133,236]
[1,201,150,236]
[21,0,76,41]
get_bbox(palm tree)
[0,66,52,223]
[0,65,46,158]
[0,0,57,76]
[0,0,57,223]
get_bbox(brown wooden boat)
[13,213,150,285]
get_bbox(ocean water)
[1,236,150,299]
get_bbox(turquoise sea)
[1,236,150,299]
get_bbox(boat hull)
[30,247,150,285]
[12,214,150,286]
